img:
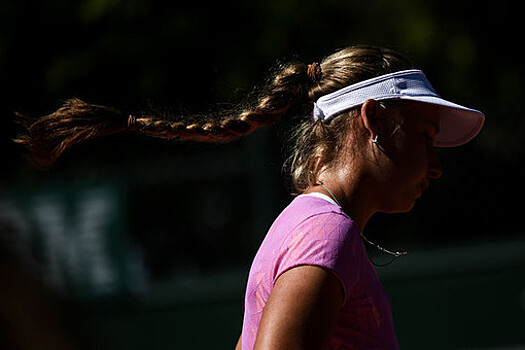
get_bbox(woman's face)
[375,101,442,213]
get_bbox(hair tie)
[307,62,322,84]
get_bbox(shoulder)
[270,196,362,274]
[271,195,356,239]
[263,196,364,305]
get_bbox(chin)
[398,203,416,213]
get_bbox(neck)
[305,176,378,232]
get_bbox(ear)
[360,99,383,140]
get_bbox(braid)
[15,98,129,169]
[15,62,311,168]
[128,61,310,141]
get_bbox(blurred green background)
[1,0,524,349]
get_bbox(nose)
[428,148,442,179]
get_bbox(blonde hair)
[286,46,413,192]
[15,45,413,191]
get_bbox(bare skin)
[316,99,442,230]
[235,335,241,350]
[253,266,343,349]
[237,99,443,349]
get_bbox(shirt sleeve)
[272,211,362,304]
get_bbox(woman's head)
[286,45,415,193]
[287,45,484,201]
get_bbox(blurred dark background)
[1,0,524,349]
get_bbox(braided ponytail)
[15,62,312,169]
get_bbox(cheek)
[404,148,427,172]
[376,129,428,185]
[390,142,428,182]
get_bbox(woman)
[16,45,484,349]
[233,47,483,349]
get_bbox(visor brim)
[401,95,485,147]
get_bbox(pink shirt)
[241,195,399,349]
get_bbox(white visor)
[312,69,485,147]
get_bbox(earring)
[371,135,379,144]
